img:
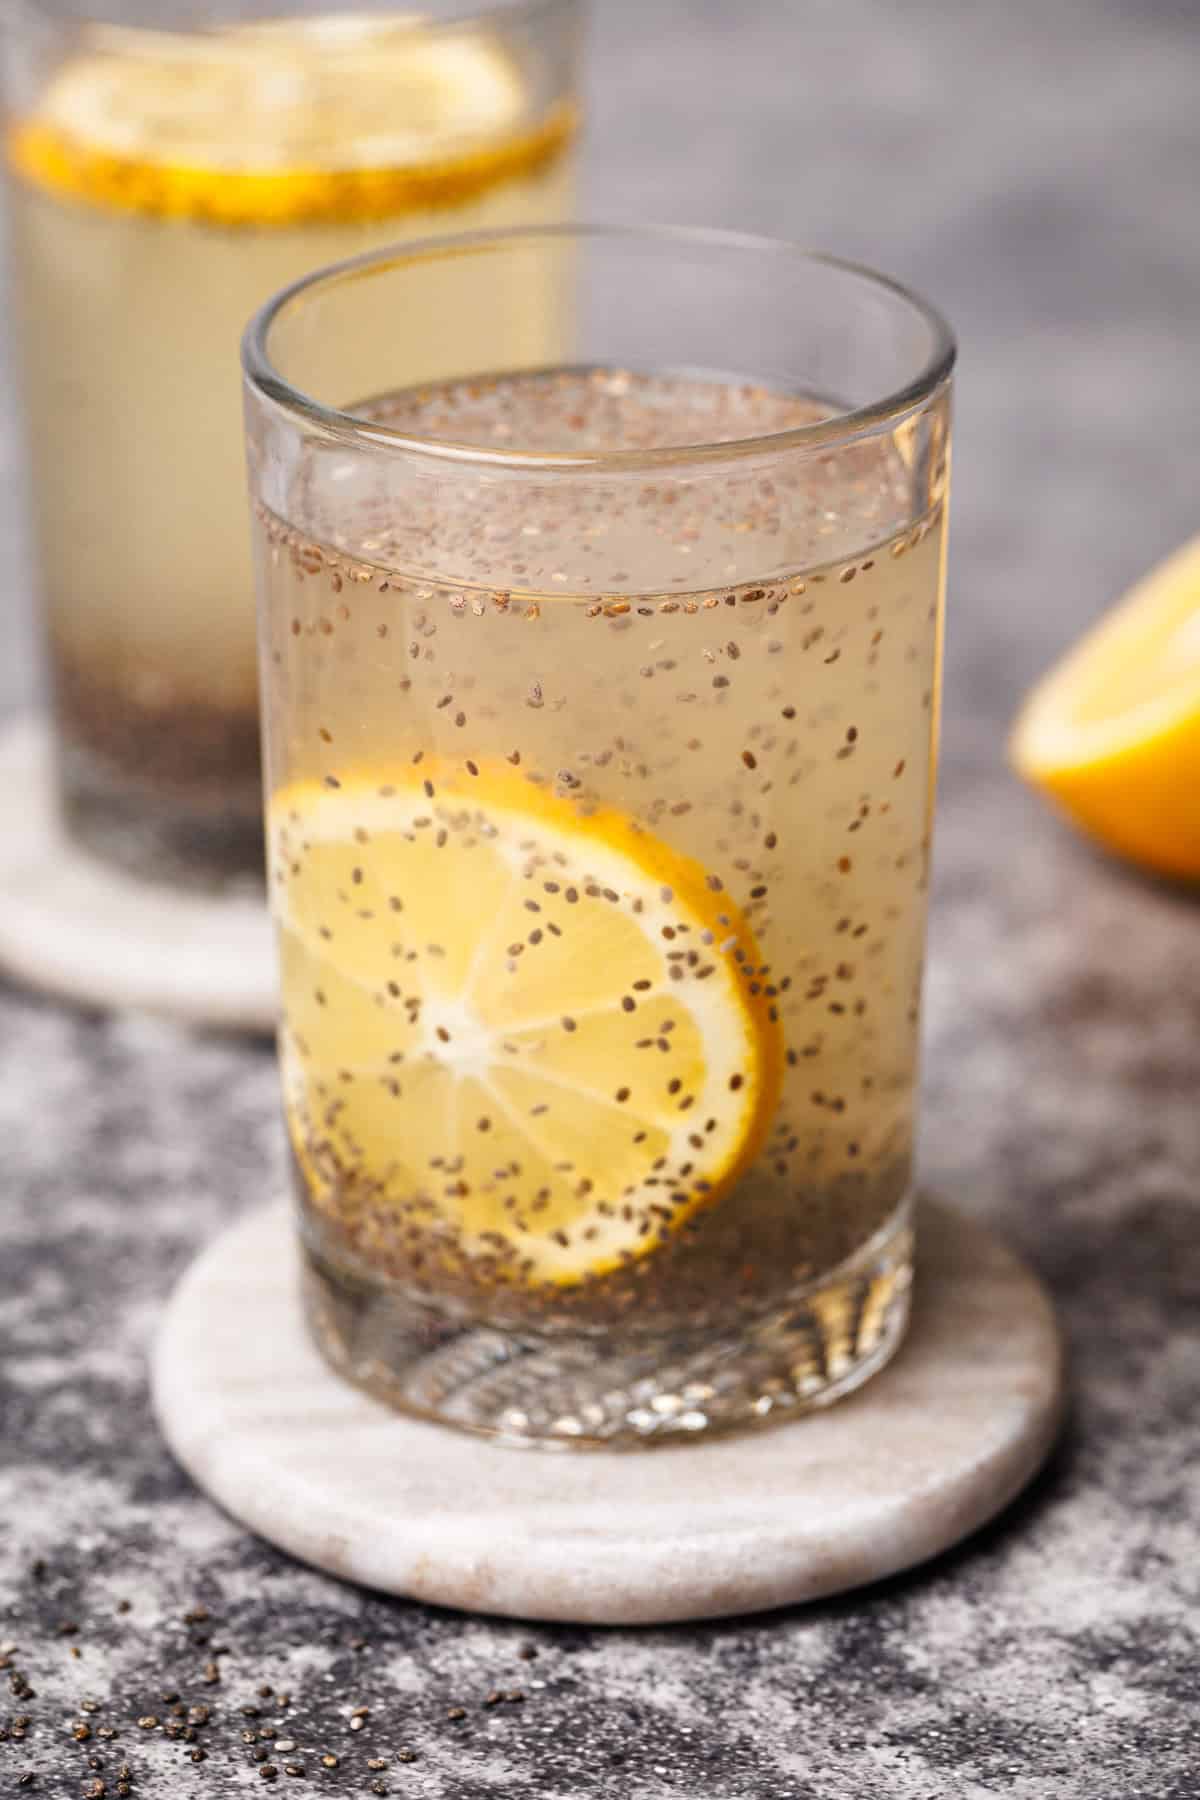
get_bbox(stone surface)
[0,717,277,1030]
[153,1199,1062,1626]
[2,1,1199,1794]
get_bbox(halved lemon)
[8,19,575,227]
[272,763,783,1287]
[1010,534,1200,881]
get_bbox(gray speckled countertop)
[2,2,1199,1795]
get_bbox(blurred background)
[4,0,1200,734]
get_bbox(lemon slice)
[272,764,783,1288]
[8,18,575,226]
[1010,533,1200,880]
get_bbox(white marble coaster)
[153,1198,1064,1625]
[0,715,276,1031]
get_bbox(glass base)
[301,1205,915,1449]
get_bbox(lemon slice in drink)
[272,764,783,1288]
[1010,533,1200,881]
[8,17,572,226]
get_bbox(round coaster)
[0,715,276,1031]
[153,1198,1064,1625]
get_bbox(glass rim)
[242,221,957,474]
[14,0,575,39]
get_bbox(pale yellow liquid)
[6,17,575,872]
[258,370,947,1348]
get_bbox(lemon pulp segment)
[1011,533,1200,879]
[273,765,784,1287]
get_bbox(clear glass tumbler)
[3,0,580,887]
[243,224,954,1446]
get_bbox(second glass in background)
[2,0,581,886]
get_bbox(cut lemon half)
[1010,533,1200,881]
[272,763,783,1288]
[8,19,575,227]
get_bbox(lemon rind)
[7,100,576,228]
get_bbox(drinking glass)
[243,224,954,1445]
[3,0,580,886]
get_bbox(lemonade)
[5,10,578,882]
[253,364,949,1440]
